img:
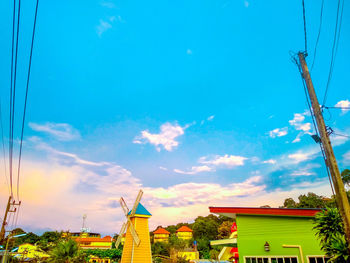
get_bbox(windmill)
[115,190,152,263]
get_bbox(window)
[308,257,329,263]
[245,257,298,263]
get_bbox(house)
[153,227,170,243]
[15,243,49,260]
[209,207,326,263]
[75,235,113,249]
[176,226,193,240]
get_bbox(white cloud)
[159,166,168,171]
[207,115,215,121]
[269,127,288,138]
[101,1,115,8]
[288,152,311,163]
[262,159,276,165]
[289,113,312,133]
[96,19,112,37]
[343,151,350,164]
[133,122,187,152]
[29,122,81,141]
[199,154,247,167]
[174,165,214,175]
[335,100,350,114]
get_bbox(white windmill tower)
[115,190,152,263]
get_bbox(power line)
[334,133,350,139]
[0,100,10,195]
[324,106,350,110]
[311,0,324,71]
[17,0,40,201]
[322,0,345,106]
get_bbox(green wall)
[236,215,325,263]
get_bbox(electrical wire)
[324,106,350,110]
[333,133,350,139]
[322,0,345,106]
[0,100,11,195]
[311,0,324,71]
[17,0,40,201]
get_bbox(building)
[62,231,101,239]
[75,235,113,249]
[209,207,327,263]
[15,243,50,260]
[153,227,170,243]
[176,226,193,240]
[89,256,111,263]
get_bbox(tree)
[151,241,170,257]
[48,239,87,263]
[313,208,350,262]
[283,198,297,208]
[297,192,326,208]
[37,231,62,251]
[341,169,350,188]
[217,221,233,239]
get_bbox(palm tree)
[48,239,87,263]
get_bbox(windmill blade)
[119,197,129,217]
[127,217,140,246]
[130,190,143,217]
[115,222,128,248]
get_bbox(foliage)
[151,241,170,257]
[48,239,87,263]
[168,234,189,250]
[217,221,234,239]
[83,248,122,260]
[193,216,219,241]
[283,192,331,208]
[313,208,349,262]
[341,169,350,188]
[13,232,40,248]
[37,231,62,251]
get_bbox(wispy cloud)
[289,113,312,133]
[29,122,81,141]
[174,165,214,175]
[269,127,288,138]
[187,49,192,55]
[133,122,187,152]
[262,159,276,165]
[343,151,350,164]
[100,1,115,8]
[288,152,312,163]
[96,16,122,37]
[199,154,247,167]
[335,100,350,114]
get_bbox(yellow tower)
[115,190,152,263]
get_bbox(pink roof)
[209,207,322,217]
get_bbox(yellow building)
[121,203,152,263]
[153,227,170,243]
[16,243,50,260]
[75,235,113,249]
[178,251,199,261]
[176,226,193,240]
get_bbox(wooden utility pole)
[298,52,350,245]
[0,196,12,244]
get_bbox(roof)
[128,203,152,216]
[75,236,113,242]
[153,227,170,235]
[176,226,193,232]
[209,207,322,217]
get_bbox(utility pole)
[0,196,12,244]
[298,52,350,245]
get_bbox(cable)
[311,0,324,71]
[302,0,308,54]
[333,133,350,139]
[17,0,40,201]
[0,100,11,195]
[322,0,345,106]
[324,106,350,110]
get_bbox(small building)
[75,235,113,249]
[176,226,193,240]
[153,227,170,243]
[209,207,326,263]
[16,243,49,260]
[89,256,111,263]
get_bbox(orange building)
[176,226,193,240]
[75,235,113,249]
[153,227,170,243]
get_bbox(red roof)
[153,227,170,235]
[209,207,322,217]
[176,226,193,232]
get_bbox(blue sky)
[0,0,349,235]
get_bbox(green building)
[209,207,327,263]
